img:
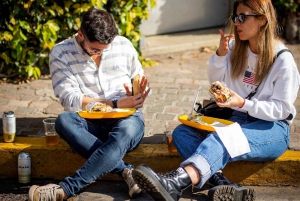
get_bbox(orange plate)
[78,108,136,119]
[178,115,233,132]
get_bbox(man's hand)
[121,75,151,108]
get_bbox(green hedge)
[0,0,156,80]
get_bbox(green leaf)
[46,20,60,32]
[48,9,56,16]
[27,66,34,77]
[36,24,42,35]
[81,3,91,11]
[8,25,14,31]
[19,21,31,32]
[42,28,50,42]
[1,31,13,41]
[27,51,36,64]
[10,39,19,49]
[91,0,99,8]
[35,67,41,77]
[33,70,38,80]
[132,7,143,17]
[149,0,156,8]
[38,57,45,67]
[64,1,73,12]
[67,18,73,29]
[124,0,134,12]
[15,43,23,60]
[11,50,17,59]
[120,13,127,24]
[72,3,81,9]
[19,29,28,41]
[1,52,10,65]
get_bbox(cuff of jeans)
[180,154,211,188]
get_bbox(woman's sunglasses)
[231,14,261,23]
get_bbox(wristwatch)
[112,100,118,108]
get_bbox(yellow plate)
[178,115,234,132]
[78,108,136,119]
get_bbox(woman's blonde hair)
[228,0,280,84]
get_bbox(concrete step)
[1,137,299,186]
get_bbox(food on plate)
[131,74,141,95]
[188,113,208,125]
[209,81,231,102]
[85,102,113,113]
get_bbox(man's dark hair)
[80,7,118,44]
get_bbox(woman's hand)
[216,29,234,56]
[216,89,245,108]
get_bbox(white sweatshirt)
[208,41,300,124]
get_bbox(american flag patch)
[243,71,257,86]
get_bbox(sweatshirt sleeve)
[207,52,229,84]
[241,53,300,122]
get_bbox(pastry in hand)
[209,81,231,103]
[131,74,141,95]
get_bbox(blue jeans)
[172,111,290,188]
[55,112,144,197]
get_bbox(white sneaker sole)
[28,185,39,201]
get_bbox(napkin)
[213,122,250,158]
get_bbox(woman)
[132,0,300,201]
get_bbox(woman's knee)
[172,124,191,142]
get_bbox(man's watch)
[112,100,118,108]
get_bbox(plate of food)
[78,102,136,119]
[178,114,233,132]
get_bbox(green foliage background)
[272,0,300,15]
[0,0,156,80]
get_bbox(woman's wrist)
[239,98,246,108]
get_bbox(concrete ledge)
[1,137,300,186]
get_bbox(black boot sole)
[132,165,175,201]
[208,185,256,201]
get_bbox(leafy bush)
[0,0,156,81]
[273,0,300,16]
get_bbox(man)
[28,7,150,201]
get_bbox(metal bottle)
[18,152,31,184]
[2,111,16,142]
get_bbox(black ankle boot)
[209,172,239,188]
[208,172,255,201]
[132,164,192,201]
